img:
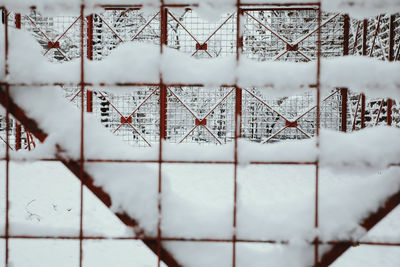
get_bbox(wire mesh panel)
[20,11,84,61]
[167,9,236,58]
[242,9,343,62]
[242,88,341,142]
[92,87,160,146]
[91,9,160,59]
[347,14,400,130]
[167,86,235,144]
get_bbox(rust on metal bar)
[195,43,208,51]
[285,120,298,128]
[286,43,299,51]
[47,41,60,49]
[15,13,21,29]
[120,116,133,124]
[195,118,207,126]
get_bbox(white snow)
[5,83,400,242]
[3,28,400,98]
[1,161,400,266]
[322,0,400,19]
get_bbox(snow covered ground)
[1,161,399,267]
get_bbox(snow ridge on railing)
[2,28,400,98]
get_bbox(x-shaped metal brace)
[168,87,235,144]
[97,88,159,147]
[244,89,340,143]
[168,11,235,58]
[244,11,340,61]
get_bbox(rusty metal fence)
[1,1,400,267]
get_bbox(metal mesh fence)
[0,3,400,267]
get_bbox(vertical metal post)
[341,14,350,132]
[387,99,392,126]
[361,94,366,128]
[14,13,22,150]
[314,3,322,266]
[233,2,242,266]
[79,5,85,267]
[3,7,10,267]
[158,4,168,267]
[160,7,168,141]
[362,19,368,55]
[387,15,395,126]
[86,14,93,113]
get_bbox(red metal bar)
[15,123,22,150]
[362,19,368,56]
[79,6,85,267]
[2,234,400,248]
[86,90,93,113]
[340,14,349,133]
[15,13,21,29]
[158,4,168,267]
[233,4,242,266]
[361,94,366,129]
[387,99,393,126]
[314,4,322,266]
[340,89,347,132]
[3,9,10,266]
[86,13,93,116]
[388,15,395,61]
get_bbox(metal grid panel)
[242,88,341,142]
[242,10,343,62]
[167,9,236,58]
[20,11,84,61]
[347,14,400,130]
[167,86,235,144]
[92,10,160,59]
[92,88,160,146]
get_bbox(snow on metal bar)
[2,27,400,98]
[2,0,400,18]
[1,84,400,266]
[0,85,182,267]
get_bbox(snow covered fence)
[1,1,400,267]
